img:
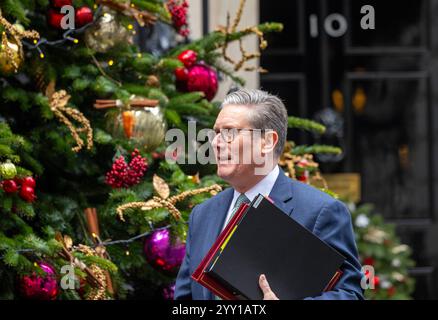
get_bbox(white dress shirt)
[221,165,280,230]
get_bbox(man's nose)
[212,134,227,154]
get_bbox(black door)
[260,0,438,299]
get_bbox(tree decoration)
[116,174,222,221]
[84,207,115,295]
[56,233,111,300]
[94,97,160,110]
[143,228,185,275]
[84,7,132,53]
[176,63,218,101]
[0,33,23,74]
[48,89,93,152]
[0,160,17,179]
[215,0,268,72]
[279,142,328,189]
[18,261,59,300]
[19,185,36,203]
[174,66,188,81]
[75,6,94,28]
[161,283,176,300]
[105,149,148,189]
[46,8,66,29]
[95,0,158,27]
[2,179,18,193]
[178,49,197,68]
[0,13,39,74]
[98,96,166,152]
[167,0,190,37]
[50,0,73,8]
[351,204,415,299]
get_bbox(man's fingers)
[259,274,271,294]
[259,274,279,300]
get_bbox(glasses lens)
[220,128,238,142]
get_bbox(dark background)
[256,0,438,299]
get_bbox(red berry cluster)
[167,0,190,37]
[105,149,148,189]
[125,149,148,186]
[47,0,93,30]
[1,176,37,203]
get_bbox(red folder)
[191,198,343,300]
[191,202,250,300]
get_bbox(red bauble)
[21,176,36,189]
[19,186,36,202]
[373,275,380,287]
[387,286,396,297]
[75,6,93,28]
[178,50,197,67]
[174,67,188,81]
[50,0,73,8]
[143,229,186,276]
[3,179,18,193]
[47,8,65,29]
[183,64,218,101]
[19,262,58,300]
[363,257,375,266]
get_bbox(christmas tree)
[0,0,286,299]
[0,0,414,300]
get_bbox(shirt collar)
[232,165,280,203]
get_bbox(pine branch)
[292,144,342,156]
[288,116,326,134]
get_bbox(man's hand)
[259,274,279,300]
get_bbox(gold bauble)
[107,105,166,152]
[84,8,132,53]
[0,35,22,74]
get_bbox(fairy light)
[66,36,79,44]
[108,59,114,66]
[137,53,142,58]
[0,225,179,261]
[21,4,103,54]
[128,24,134,30]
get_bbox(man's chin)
[216,163,238,180]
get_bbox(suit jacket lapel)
[268,169,295,216]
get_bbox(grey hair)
[221,88,288,158]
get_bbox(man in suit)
[175,89,364,300]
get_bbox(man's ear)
[262,130,278,154]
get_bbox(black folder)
[205,194,346,300]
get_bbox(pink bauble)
[19,262,58,300]
[143,229,185,275]
[161,283,176,300]
[185,64,218,101]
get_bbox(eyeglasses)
[214,128,266,143]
